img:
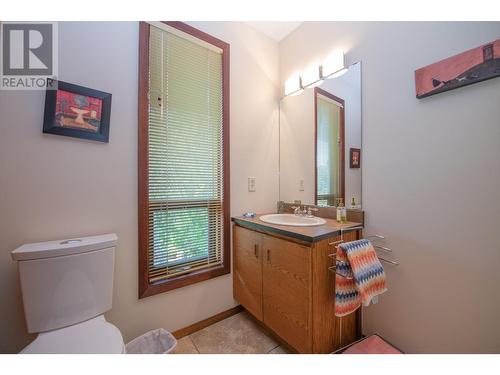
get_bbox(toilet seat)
[21,315,124,354]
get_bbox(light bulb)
[302,63,321,87]
[322,50,345,78]
[284,73,301,96]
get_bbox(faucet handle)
[306,207,319,217]
[291,206,301,215]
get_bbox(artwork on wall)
[350,148,360,169]
[415,39,500,99]
[43,81,112,142]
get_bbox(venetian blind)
[147,24,224,282]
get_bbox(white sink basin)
[259,214,326,227]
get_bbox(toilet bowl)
[11,233,125,354]
[21,315,125,354]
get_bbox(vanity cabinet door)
[262,235,312,353]
[233,226,263,320]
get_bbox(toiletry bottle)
[337,198,345,223]
[337,198,347,223]
[341,202,347,223]
[351,197,356,209]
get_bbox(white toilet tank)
[11,234,118,333]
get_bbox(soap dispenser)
[340,199,347,223]
[351,197,357,209]
[336,198,346,223]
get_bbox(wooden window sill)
[139,263,230,299]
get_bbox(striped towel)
[334,239,387,317]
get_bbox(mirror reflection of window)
[315,89,344,206]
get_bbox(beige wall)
[0,21,279,353]
[280,22,500,353]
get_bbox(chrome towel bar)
[328,266,353,280]
[327,230,399,278]
[374,245,392,253]
[329,256,398,278]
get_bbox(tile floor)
[173,311,292,354]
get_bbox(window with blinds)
[139,22,230,297]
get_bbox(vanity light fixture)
[301,63,323,88]
[284,73,303,96]
[283,51,347,97]
[321,50,347,79]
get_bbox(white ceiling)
[246,22,303,42]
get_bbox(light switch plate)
[248,177,256,192]
[299,179,305,191]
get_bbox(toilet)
[11,233,125,354]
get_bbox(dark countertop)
[232,214,363,244]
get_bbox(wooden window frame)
[314,86,345,206]
[138,21,230,299]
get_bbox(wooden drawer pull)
[254,244,258,258]
[267,249,270,262]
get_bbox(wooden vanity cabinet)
[233,225,263,320]
[262,234,312,352]
[233,224,360,354]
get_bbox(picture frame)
[415,39,500,99]
[43,80,112,142]
[350,148,361,169]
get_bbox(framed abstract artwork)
[43,80,112,142]
[415,39,500,99]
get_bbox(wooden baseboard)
[172,305,244,339]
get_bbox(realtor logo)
[1,22,58,90]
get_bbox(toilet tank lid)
[11,233,118,261]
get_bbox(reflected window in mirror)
[315,88,344,206]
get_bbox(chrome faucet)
[291,206,307,216]
[291,206,319,217]
[306,207,319,217]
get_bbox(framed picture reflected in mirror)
[350,148,360,169]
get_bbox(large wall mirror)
[279,62,362,208]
